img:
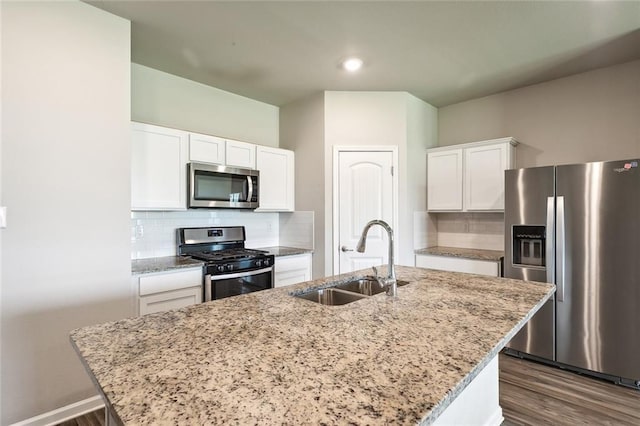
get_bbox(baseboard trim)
[10,395,104,426]
[483,406,504,426]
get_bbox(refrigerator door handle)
[546,197,555,284]
[556,196,565,302]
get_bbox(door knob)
[341,245,353,252]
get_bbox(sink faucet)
[356,219,397,297]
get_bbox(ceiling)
[88,1,640,108]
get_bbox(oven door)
[188,162,259,209]
[205,267,273,301]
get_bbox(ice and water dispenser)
[512,225,546,267]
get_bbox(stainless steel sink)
[294,288,367,305]
[293,277,411,305]
[334,277,386,296]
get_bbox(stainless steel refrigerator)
[504,159,640,388]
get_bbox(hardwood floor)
[499,353,640,425]
[58,355,640,425]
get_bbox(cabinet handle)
[341,246,353,252]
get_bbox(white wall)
[132,64,280,147]
[1,2,131,423]
[324,92,437,271]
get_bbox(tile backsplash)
[432,212,504,251]
[131,210,279,259]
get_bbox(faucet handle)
[372,265,379,278]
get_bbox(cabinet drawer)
[138,268,202,296]
[139,286,202,315]
[274,253,312,287]
[415,254,499,277]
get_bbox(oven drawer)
[139,268,203,296]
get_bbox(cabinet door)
[415,254,499,277]
[427,149,463,211]
[255,146,295,212]
[189,132,226,165]
[226,139,256,169]
[274,254,312,287]
[465,143,509,210]
[139,286,202,315]
[131,122,188,210]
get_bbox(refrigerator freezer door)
[504,166,555,360]
[555,160,640,382]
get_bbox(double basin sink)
[294,276,409,306]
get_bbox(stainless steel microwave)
[188,162,259,209]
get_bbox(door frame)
[332,146,399,275]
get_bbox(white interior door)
[336,150,395,274]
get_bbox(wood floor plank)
[499,353,640,425]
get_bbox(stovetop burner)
[189,248,269,263]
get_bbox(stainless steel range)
[177,226,274,301]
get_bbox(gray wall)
[1,2,132,423]
[279,93,326,278]
[438,60,640,167]
[281,91,437,276]
[132,64,280,147]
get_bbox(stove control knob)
[256,260,263,267]
[225,264,234,272]
[264,259,270,267]
[217,265,225,272]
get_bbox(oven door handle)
[210,267,273,280]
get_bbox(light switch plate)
[0,206,6,228]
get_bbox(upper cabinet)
[427,137,517,212]
[256,146,295,212]
[131,122,295,211]
[131,122,188,211]
[226,139,256,169]
[427,148,464,211]
[189,132,226,165]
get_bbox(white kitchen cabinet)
[415,254,500,277]
[274,253,312,287]
[427,137,517,212]
[131,122,189,210]
[189,132,226,165]
[226,139,256,169]
[135,267,203,315]
[427,149,463,211]
[255,146,295,212]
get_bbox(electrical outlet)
[0,206,6,228]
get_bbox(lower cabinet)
[274,253,312,287]
[415,254,500,277]
[135,267,203,315]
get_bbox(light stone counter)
[71,265,553,425]
[131,256,204,275]
[415,246,504,262]
[257,246,313,257]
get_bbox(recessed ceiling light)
[342,57,363,72]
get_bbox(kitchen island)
[71,266,553,425]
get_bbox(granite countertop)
[257,246,313,257]
[131,256,204,275]
[415,246,504,262]
[71,266,553,425]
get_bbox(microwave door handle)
[247,176,253,202]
